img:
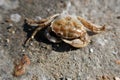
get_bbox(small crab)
[24,14,105,48]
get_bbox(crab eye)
[66,16,71,20]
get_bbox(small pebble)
[89,48,94,53]
[6,39,10,43]
[67,78,72,80]
[12,30,15,34]
[8,28,15,34]
[0,0,19,10]
[114,77,120,80]
[9,23,13,27]
[10,14,21,23]
[30,42,34,46]
[47,8,50,12]
[22,49,25,52]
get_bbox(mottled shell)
[51,16,86,39]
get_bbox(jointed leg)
[24,14,60,46]
[24,26,44,46]
[77,16,105,33]
[25,18,48,26]
[25,14,60,26]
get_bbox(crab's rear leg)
[62,33,90,48]
[24,14,60,46]
[77,16,105,33]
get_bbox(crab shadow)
[22,23,78,52]
[23,23,96,52]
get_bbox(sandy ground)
[0,0,120,80]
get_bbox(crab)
[24,13,105,48]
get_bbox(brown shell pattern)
[51,16,86,39]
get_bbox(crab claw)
[62,38,90,48]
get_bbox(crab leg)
[25,18,48,26]
[25,14,60,26]
[77,16,105,33]
[24,14,60,46]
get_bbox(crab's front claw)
[62,38,90,48]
